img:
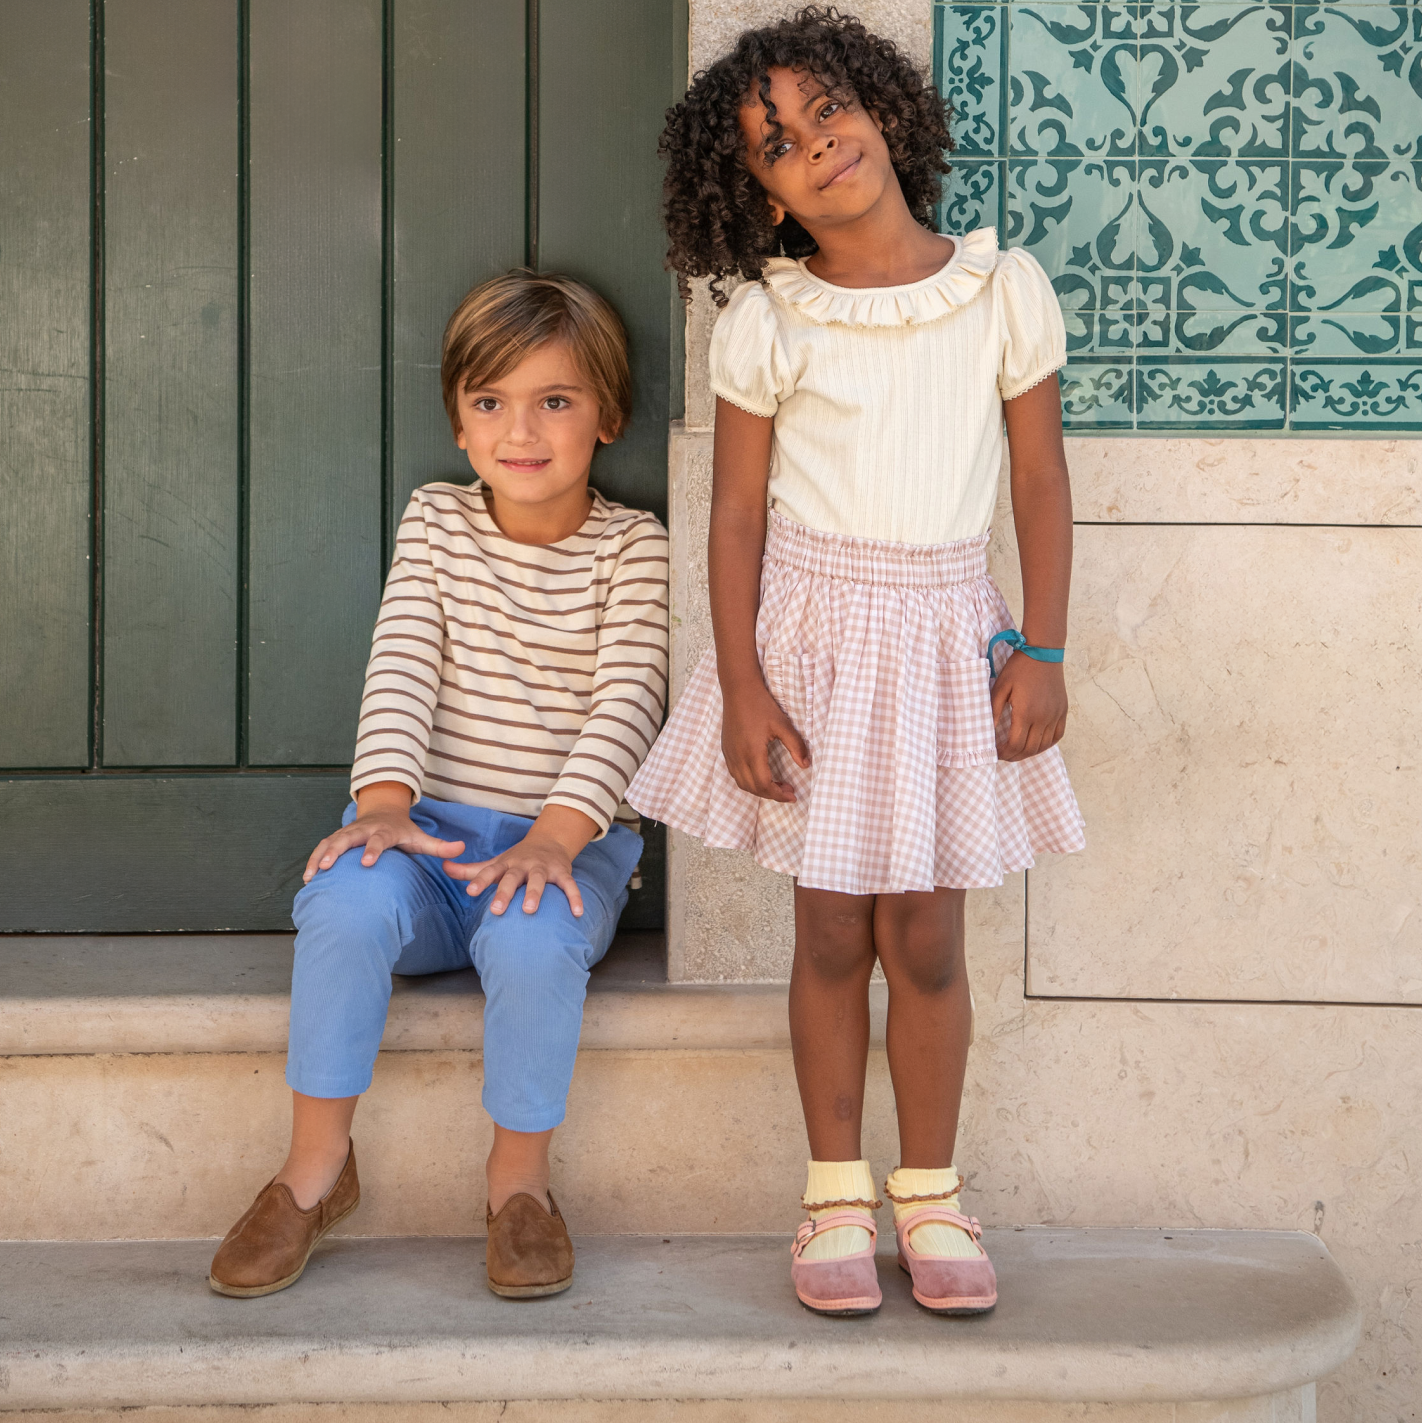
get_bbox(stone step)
[0,1229,1356,1421]
[1,933,896,1241]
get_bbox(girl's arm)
[709,397,809,802]
[996,375,1073,761]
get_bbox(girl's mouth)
[820,155,861,190]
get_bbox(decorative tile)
[941,158,1006,235]
[1060,355,1136,426]
[934,0,1422,430]
[1290,360,1422,429]
[1138,5,1293,159]
[1009,5,1138,159]
[1136,355,1288,427]
[939,4,1008,156]
[1291,7,1419,163]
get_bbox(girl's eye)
[819,101,841,120]
[769,140,792,161]
[473,398,500,413]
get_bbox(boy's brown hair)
[441,269,632,441]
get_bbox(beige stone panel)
[0,1048,899,1240]
[959,919,1419,1423]
[1028,523,1422,1003]
[690,0,931,71]
[1063,436,1422,526]
[0,1393,1309,1423]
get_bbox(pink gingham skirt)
[627,513,1085,896]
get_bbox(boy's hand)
[720,678,810,802]
[991,654,1068,762]
[443,804,599,916]
[303,782,465,883]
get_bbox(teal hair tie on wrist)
[987,629,1064,680]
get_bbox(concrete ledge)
[0,1230,1356,1410]
[0,933,886,1055]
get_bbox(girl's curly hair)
[660,6,953,305]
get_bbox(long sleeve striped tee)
[350,482,669,833]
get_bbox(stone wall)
[676,3,1421,1417]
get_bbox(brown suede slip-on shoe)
[208,1140,360,1298]
[485,1190,575,1298]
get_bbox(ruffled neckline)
[761,226,998,327]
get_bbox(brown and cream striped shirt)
[350,482,669,833]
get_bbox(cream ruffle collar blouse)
[707,227,1066,546]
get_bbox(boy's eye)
[472,397,500,413]
[543,396,571,410]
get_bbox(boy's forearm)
[355,781,415,816]
[532,803,600,859]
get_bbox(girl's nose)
[811,133,837,162]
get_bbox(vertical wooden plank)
[390,0,526,524]
[538,0,673,522]
[247,0,382,764]
[103,0,239,765]
[0,1,92,766]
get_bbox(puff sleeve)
[996,247,1068,401]
[708,279,795,417]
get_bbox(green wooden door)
[0,0,683,931]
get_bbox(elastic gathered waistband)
[764,511,990,588]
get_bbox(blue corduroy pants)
[286,795,641,1131]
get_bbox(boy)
[209,271,668,1300]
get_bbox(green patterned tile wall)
[934,2,1422,431]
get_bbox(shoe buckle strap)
[899,1205,982,1240]
[793,1211,878,1258]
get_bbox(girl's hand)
[991,654,1068,762]
[304,782,466,883]
[442,804,598,916]
[721,678,810,802]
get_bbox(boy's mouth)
[499,458,552,472]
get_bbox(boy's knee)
[476,907,588,994]
[293,852,408,957]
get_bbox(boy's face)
[738,66,895,239]
[455,340,612,510]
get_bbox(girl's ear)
[767,197,787,226]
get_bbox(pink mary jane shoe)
[790,1212,883,1317]
[895,1206,998,1314]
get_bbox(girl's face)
[455,339,612,512]
[738,66,895,237]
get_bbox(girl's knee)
[795,902,875,983]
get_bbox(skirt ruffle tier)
[628,513,1085,896]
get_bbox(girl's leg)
[873,887,980,1262]
[789,885,882,1276]
[872,887,972,1167]
[789,884,877,1158]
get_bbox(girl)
[629,7,1084,1316]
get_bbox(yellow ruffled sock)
[885,1166,979,1259]
[799,1159,879,1262]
